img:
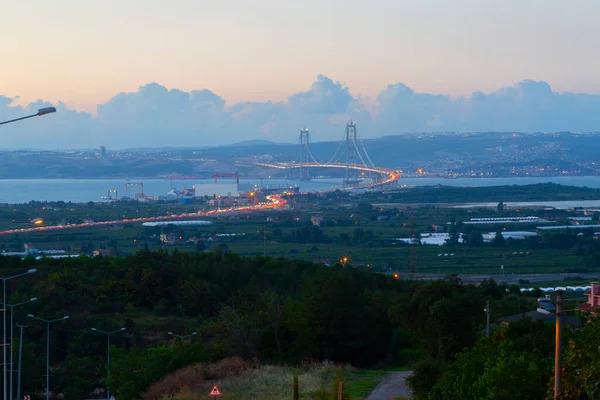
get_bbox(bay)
[1,175,600,204]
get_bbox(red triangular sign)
[209,384,222,396]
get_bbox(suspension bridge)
[255,120,401,190]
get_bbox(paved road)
[366,371,412,400]
[393,272,600,286]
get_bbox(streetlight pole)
[0,107,56,126]
[0,269,36,400]
[91,328,126,400]
[28,315,69,400]
[15,324,25,400]
[3,298,37,400]
[168,331,198,341]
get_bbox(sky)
[1,0,600,148]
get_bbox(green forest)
[0,248,598,399]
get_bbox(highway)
[0,195,287,235]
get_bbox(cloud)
[288,74,353,114]
[1,77,600,149]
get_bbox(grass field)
[145,360,397,400]
[3,198,600,276]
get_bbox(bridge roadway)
[254,162,401,189]
[0,163,400,236]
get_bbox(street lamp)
[91,327,126,400]
[0,107,56,126]
[168,331,198,340]
[2,297,36,400]
[28,314,69,400]
[0,269,36,400]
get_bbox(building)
[235,197,251,206]
[93,249,112,257]
[463,216,549,225]
[483,231,538,241]
[100,145,106,158]
[311,214,324,227]
[499,310,581,327]
[576,282,600,313]
[396,232,464,246]
[209,198,235,208]
[160,234,179,245]
[24,243,38,253]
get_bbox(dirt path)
[366,371,412,400]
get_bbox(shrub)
[140,364,204,400]
[204,356,251,380]
[140,357,252,400]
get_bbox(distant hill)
[228,139,290,147]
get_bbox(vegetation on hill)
[1,247,599,398]
[0,249,531,399]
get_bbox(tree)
[401,278,485,361]
[552,313,600,399]
[480,278,504,299]
[352,227,374,244]
[429,319,554,400]
[430,340,550,400]
[271,227,283,239]
[467,230,484,247]
[407,358,446,400]
[357,202,373,214]
[496,201,505,214]
[491,231,505,247]
[445,228,460,246]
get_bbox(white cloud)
[1,77,600,149]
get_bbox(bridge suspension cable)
[358,137,376,169]
[304,133,321,164]
[322,134,345,165]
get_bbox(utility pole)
[485,300,491,338]
[554,290,564,400]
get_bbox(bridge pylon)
[299,127,311,181]
[344,120,360,186]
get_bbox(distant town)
[2,130,600,180]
